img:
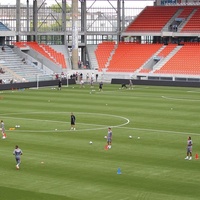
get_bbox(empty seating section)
[40,44,67,68]
[126,6,179,32]
[107,43,162,72]
[14,42,67,69]
[154,44,200,75]
[0,46,50,82]
[95,41,115,71]
[177,6,195,18]
[139,69,151,73]
[158,44,177,57]
[182,7,200,31]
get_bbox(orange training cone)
[2,133,6,139]
[195,154,199,160]
[104,145,109,150]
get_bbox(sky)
[5,0,154,8]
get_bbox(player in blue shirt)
[185,136,193,160]
[13,145,23,169]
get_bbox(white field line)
[161,95,200,102]
[1,112,130,133]
[117,126,200,137]
[187,90,200,93]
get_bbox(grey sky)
[6,0,153,8]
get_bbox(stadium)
[0,1,200,200]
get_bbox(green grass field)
[0,83,200,200]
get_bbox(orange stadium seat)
[95,41,115,72]
[154,44,200,75]
[14,42,67,69]
[107,43,162,72]
[125,6,179,32]
[181,7,200,32]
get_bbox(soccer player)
[129,79,133,89]
[107,127,112,149]
[13,145,23,169]
[1,120,6,139]
[99,81,103,91]
[185,136,193,160]
[80,79,85,88]
[58,79,62,90]
[70,112,76,130]
[121,83,127,89]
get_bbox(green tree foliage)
[51,3,71,13]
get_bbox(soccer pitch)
[0,84,200,200]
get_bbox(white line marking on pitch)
[161,96,200,101]
[117,126,200,137]
[1,112,130,133]
[187,90,200,93]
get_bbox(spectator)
[1,46,5,52]
[0,68,5,74]
[22,58,26,64]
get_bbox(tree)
[51,3,71,14]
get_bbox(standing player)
[13,145,23,169]
[1,120,6,139]
[70,112,76,130]
[99,81,103,91]
[185,136,193,160]
[129,79,133,89]
[107,127,112,149]
[58,79,62,90]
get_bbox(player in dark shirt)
[70,112,76,130]
[121,83,127,89]
[58,79,62,90]
[99,81,103,91]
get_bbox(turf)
[0,84,200,200]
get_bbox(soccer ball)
[89,141,93,144]
[104,136,107,139]
[129,136,132,139]
[2,136,6,139]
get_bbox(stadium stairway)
[0,46,51,82]
[152,45,182,73]
[154,44,200,75]
[106,43,163,72]
[95,41,115,72]
[181,7,200,32]
[14,42,67,70]
[179,8,198,32]
[87,44,99,70]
